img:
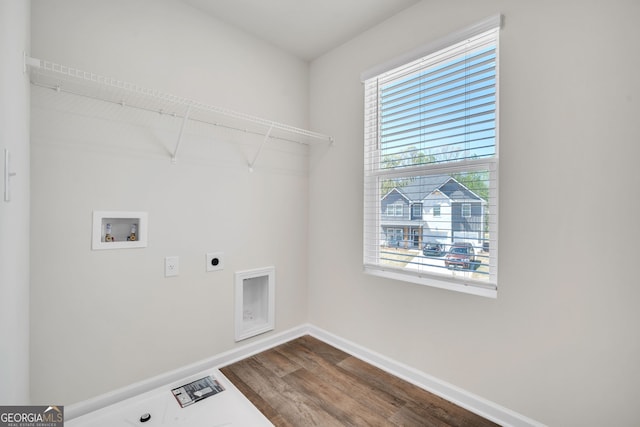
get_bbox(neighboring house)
[381,175,486,249]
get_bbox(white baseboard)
[66,323,543,427]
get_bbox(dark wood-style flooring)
[220,335,499,426]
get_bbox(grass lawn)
[380,247,420,268]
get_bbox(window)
[386,228,404,246]
[386,203,404,216]
[363,16,500,297]
[411,203,423,219]
[462,203,472,218]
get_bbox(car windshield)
[450,247,470,254]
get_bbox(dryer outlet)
[206,252,224,272]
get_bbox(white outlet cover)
[206,252,224,272]
[165,256,179,277]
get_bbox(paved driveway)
[410,253,488,279]
[410,254,450,275]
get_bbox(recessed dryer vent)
[234,267,275,341]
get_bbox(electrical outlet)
[206,252,224,272]
[165,256,179,277]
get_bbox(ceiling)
[180,0,421,61]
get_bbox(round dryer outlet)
[206,252,224,272]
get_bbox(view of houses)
[381,174,486,248]
[379,173,491,280]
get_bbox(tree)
[380,147,434,195]
[452,170,491,234]
[452,170,489,201]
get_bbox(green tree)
[452,170,490,234]
[380,148,434,195]
[452,170,489,201]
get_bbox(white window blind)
[363,19,500,297]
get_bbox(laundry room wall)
[308,1,640,426]
[0,0,31,405]
[30,0,312,404]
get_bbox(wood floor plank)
[285,368,391,427]
[222,356,344,426]
[391,400,498,427]
[268,336,405,418]
[388,403,452,427]
[220,365,287,425]
[278,341,406,420]
[274,339,326,372]
[253,345,301,378]
[220,336,500,427]
[337,356,498,427]
[295,335,352,365]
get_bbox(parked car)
[444,242,478,270]
[422,242,445,257]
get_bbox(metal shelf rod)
[26,56,334,151]
[30,80,309,145]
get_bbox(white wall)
[28,0,640,423]
[30,0,310,404]
[0,0,31,405]
[308,1,640,426]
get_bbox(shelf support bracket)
[24,53,40,74]
[248,125,273,172]
[172,104,192,164]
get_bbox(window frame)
[386,228,404,246]
[387,202,404,217]
[362,16,501,298]
[462,203,472,218]
[411,203,423,220]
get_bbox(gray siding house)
[381,175,486,249]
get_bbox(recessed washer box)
[92,211,148,250]
[235,266,275,341]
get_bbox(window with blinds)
[363,18,500,297]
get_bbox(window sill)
[364,265,497,299]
